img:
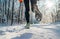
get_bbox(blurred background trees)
[0,0,25,25]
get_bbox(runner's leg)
[24,0,30,29]
[24,0,30,24]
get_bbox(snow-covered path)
[0,24,60,39]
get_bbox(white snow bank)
[0,24,60,39]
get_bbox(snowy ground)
[0,23,60,39]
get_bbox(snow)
[0,23,60,39]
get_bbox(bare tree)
[11,0,14,25]
[7,0,10,23]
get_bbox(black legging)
[24,0,30,24]
[24,0,37,24]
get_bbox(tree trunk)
[11,0,14,25]
[7,0,10,23]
